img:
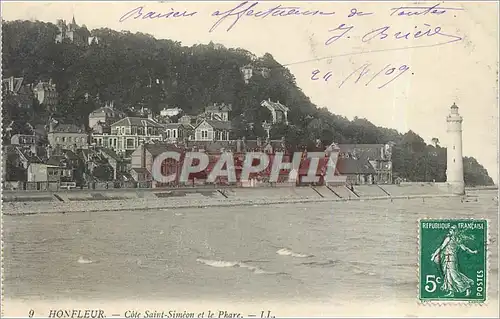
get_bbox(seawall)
[2,184,465,215]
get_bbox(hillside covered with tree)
[1,20,495,186]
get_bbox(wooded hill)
[1,20,494,186]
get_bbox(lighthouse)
[446,102,465,195]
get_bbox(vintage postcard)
[1,0,498,318]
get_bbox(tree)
[2,20,495,186]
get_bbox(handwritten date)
[311,63,410,89]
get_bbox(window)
[453,146,455,150]
[126,139,134,148]
[201,130,208,139]
[62,137,66,142]
[166,130,171,138]
[56,137,61,142]
[173,130,177,138]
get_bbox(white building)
[446,103,465,195]
[261,99,289,125]
[160,107,183,117]
[91,117,164,153]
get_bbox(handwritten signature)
[311,63,411,89]
[325,23,463,47]
[210,1,335,32]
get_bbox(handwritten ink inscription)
[210,1,335,32]
[119,6,197,22]
[389,3,464,17]
[326,23,463,47]
[311,63,411,89]
[116,1,464,88]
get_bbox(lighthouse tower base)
[446,181,466,195]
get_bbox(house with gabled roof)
[163,123,189,142]
[88,101,125,130]
[338,143,394,184]
[194,119,232,141]
[203,103,232,121]
[261,99,289,125]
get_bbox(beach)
[2,189,498,317]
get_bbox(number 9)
[29,310,35,318]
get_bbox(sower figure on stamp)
[431,226,477,297]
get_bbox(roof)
[34,124,47,136]
[163,123,185,129]
[196,119,232,130]
[89,106,115,115]
[205,103,232,112]
[338,144,385,161]
[100,148,120,161]
[15,147,43,164]
[50,123,86,133]
[144,144,185,157]
[261,99,289,112]
[132,167,150,174]
[111,117,164,128]
[79,148,90,160]
[47,155,67,166]
[336,158,376,175]
[62,149,79,160]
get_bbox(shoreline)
[3,193,459,216]
[2,184,495,216]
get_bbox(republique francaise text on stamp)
[419,219,488,304]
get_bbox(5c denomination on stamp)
[419,219,488,303]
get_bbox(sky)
[2,1,499,183]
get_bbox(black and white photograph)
[1,1,498,317]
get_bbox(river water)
[2,190,498,317]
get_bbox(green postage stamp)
[419,219,488,303]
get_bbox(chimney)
[256,137,262,148]
[49,120,55,133]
